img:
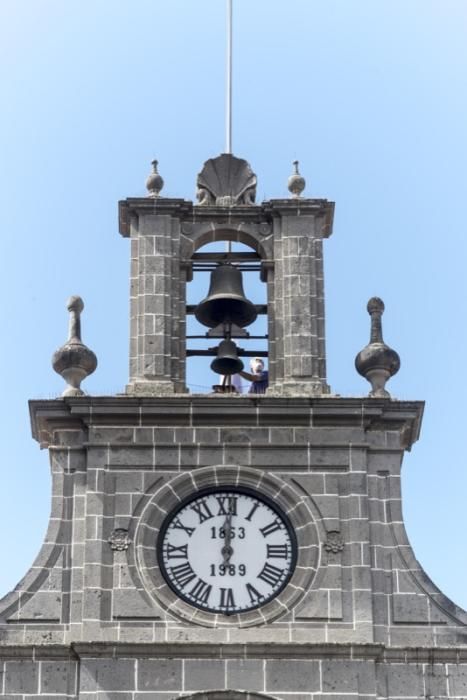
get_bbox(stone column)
[266,200,333,395]
[120,199,191,395]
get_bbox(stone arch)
[179,691,279,700]
[180,224,273,261]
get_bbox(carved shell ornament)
[196,153,257,206]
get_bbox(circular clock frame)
[134,465,320,627]
[157,486,298,615]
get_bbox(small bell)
[211,339,244,376]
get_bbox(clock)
[157,487,297,614]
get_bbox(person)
[240,357,269,394]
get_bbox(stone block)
[155,445,181,469]
[424,664,448,697]
[167,627,228,643]
[81,659,136,692]
[118,624,160,643]
[4,660,39,694]
[116,471,144,493]
[110,446,153,467]
[183,659,226,691]
[226,659,264,691]
[154,428,177,443]
[40,661,77,695]
[295,589,330,620]
[137,659,183,691]
[313,695,360,700]
[392,593,429,623]
[324,473,339,494]
[175,428,195,443]
[322,660,374,695]
[134,695,178,700]
[112,588,161,619]
[291,473,325,495]
[9,590,61,622]
[313,493,339,519]
[290,627,327,643]
[377,663,424,698]
[80,694,133,700]
[372,592,390,624]
[265,660,320,692]
[388,628,435,646]
[447,663,467,697]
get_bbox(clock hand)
[221,512,233,564]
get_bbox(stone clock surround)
[135,466,319,627]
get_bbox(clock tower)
[0,153,466,699]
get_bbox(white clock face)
[158,488,296,614]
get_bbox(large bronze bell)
[194,265,257,328]
[211,339,244,376]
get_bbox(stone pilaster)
[120,199,191,395]
[265,200,333,395]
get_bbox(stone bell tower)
[0,153,466,700]
[120,153,333,396]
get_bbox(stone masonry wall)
[1,646,467,699]
[1,396,466,698]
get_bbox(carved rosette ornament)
[324,531,344,554]
[355,297,400,398]
[52,296,97,397]
[196,153,257,206]
[108,528,131,551]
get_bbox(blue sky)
[0,1,466,610]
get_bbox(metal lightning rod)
[225,0,233,154]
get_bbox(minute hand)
[221,513,234,564]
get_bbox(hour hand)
[221,512,233,564]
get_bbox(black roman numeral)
[166,543,188,559]
[219,587,235,609]
[171,517,195,537]
[257,562,284,587]
[216,496,238,516]
[170,562,196,587]
[190,500,214,523]
[266,544,289,559]
[189,578,212,605]
[260,519,282,537]
[245,502,260,522]
[246,582,264,604]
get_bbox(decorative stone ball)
[367,296,384,314]
[67,295,84,314]
[146,160,164,197]
[288,160,306,198]
[355,343,400,379]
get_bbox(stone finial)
[52,296,97,397]
[146,159,164,197]
[355,297,400,398]
[287,160,306,198]
[196,153,257,206]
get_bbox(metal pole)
[226,0,233,154]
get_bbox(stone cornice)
[119,197,193,236]
[29,396,424,450]
[0,642,466,662]
[118,197,335,238]
[262,199,335,238]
